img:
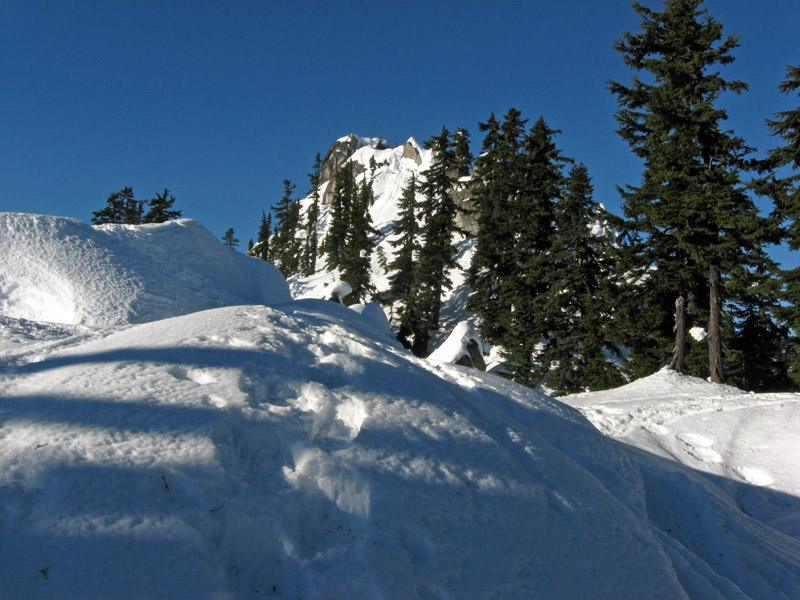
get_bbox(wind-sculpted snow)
[0,213,290,326]
[2,302,799,599]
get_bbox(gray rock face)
[453,182,478,236]
[319,135,362,184]
[319,135,369,206]
[453,339,486,371]
[402,141,422,165]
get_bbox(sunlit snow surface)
[1,212,799,599]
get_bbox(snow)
[2,215,800,599]
[0,213,290,326]
[428,320,483,365]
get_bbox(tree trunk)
[671,294,686,372]
[708,263,725,383]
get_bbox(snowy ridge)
[0,213,290,326]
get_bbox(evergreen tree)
[341,180,378,304]
[222,228,239,249]
[251,211,272,261]
[387,175,421,349]
[92,187,141,225]
[142,188,181,223]
[408,126,460,356]
[270,180,303,276]
[467,110,525,348]
[541,164,624,394]
[503,117,569,386]
[758,65,800,384]
[725,247,795,391]
[301,153,323,276]
[453,127,473,178]
[609,0,764,383]
[91,191,125,224]
[324,162,357,271]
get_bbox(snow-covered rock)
[428,320,485,370]
[0,213,291,326]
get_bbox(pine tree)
[91,191,125,224]
[251,211,272,261]
[387,175,421,349]
[408,126,460,356]
[341,180,378,304]
[222,228,239,249]
[725,247,795,391]
[142,188,181,223]
[609,0,764,383]
[92,187,141,225]
[301,153,323,276]
[757,65,800,385]
[541,164,624,394]
[270,180,303,277]
[503,117,570,386]
[467,110,524,347]
[453,127,473,178]
[324,163,357,271]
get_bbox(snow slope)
[564,367,800,542]
[0,213,290,326]
[1,213,799,599]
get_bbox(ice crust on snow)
[1,212,799,598]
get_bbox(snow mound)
[428,320,485,369]
[2,304,799,598]
[0,213,291,326]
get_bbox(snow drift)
[0,211,799,599]
[0,213,290,326]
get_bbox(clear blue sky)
[2,1,799,263]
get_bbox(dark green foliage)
[271,180,303,277]
[453,127,473,178]
[725,248,796,391]
[301,153,323,277]
[503,117,570,386]
[407,126,461,356]
[92,187,142,225]
[325,163,357,271]
[387,176,421,349]
[142,188,181,223]
[341,180,379,304]
[250,211,272,261]
[222,227,239,249]
[609,0,768,384]
[541,164,625,394]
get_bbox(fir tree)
[609,0,764,383]
[324,163,357,271]
[251,211,272,261]
[541,164,624,394]
[222,228,239,249]
[503,117,570,386]
[408,126,460,356]
[301,153,323,276]
[387,175,421,349]
[341,180,378,304]
[92,187,141,225]
[453,127,473,178]
[91,191,125,224]
[142,188,181,223]
[467,110,524,348]
[758,65,800,383]
[271,180,303,277]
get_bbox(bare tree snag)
[670,294,686,372]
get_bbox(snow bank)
[0,213,291,326]
[2,305,799,598]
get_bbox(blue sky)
[2,1,799,263]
